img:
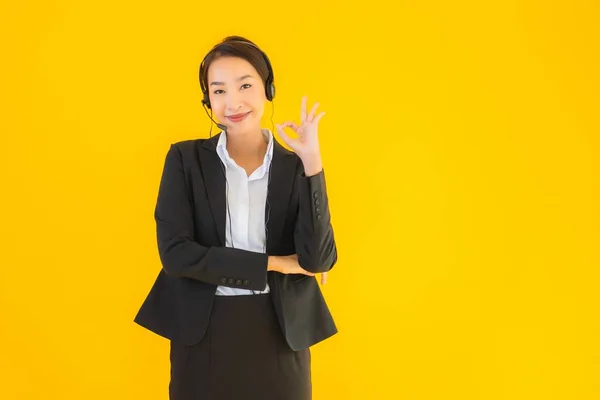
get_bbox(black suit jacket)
[133,133,338,350]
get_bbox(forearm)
[154,143,268,290]
[157,232,269,290]
[267,256,282,273]
[302,153,323,177]
[293,168,337,273]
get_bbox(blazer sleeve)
[153,144,269,291]
[293,159,338,274]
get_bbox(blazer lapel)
[199,134,227,246]
[198,133,297,251]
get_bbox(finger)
[301,95,307,122]
[307,102,320,122]
[321,272,328,285]
[279,120,299,133]
[285,121,301,135]
[313,111,326,125]
[276,124,294,148]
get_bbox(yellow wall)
[1,0,599,398]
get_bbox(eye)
[241,83,252,89]
[213,89,224,95]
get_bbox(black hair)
[199,36,272,98]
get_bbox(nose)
[225,91,243,111]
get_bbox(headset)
[199,39,276,110]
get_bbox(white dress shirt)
[215,128,274,296]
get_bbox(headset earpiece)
[202,92,211,109]
[266,81,275,101]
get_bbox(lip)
[226,111,251,122]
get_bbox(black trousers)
[169,293,312,400]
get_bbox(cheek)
[250,98,265,113]
[212,101,226,118]
[250,106,264,121]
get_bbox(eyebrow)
[210,74,254,86]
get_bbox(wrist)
[267,256,280,272]
[302,158,323,177]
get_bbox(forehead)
[207,56,258,81]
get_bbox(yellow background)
[1,0,599,399]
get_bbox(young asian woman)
[134,36,338,400]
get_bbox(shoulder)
[156,139,211,173]
[161,138,213,162]
[171,138,205,154]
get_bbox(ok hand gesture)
[276,96,325,176]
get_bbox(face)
[206,56,267,135]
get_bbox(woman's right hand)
[267,254,315,276]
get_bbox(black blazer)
[133,133,338,351]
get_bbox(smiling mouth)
[226,111,251,121]
[226,111,250,118]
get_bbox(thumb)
[276,124,295,150]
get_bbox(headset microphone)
[201,101,228,134]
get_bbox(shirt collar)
[216,128,274,169]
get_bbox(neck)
[225,128,268,160]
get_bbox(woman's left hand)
[276,95,325,176]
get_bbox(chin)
[234,116,260,131]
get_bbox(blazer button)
[314,198,320,205]
[313,191,319,199]
[316,214,322,220]
[244,280,250,285]
[227,278,234,284]
[315,207,321,213]
[235,279,242,285]
[220,277,227,283]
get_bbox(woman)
[134,35,338,400]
